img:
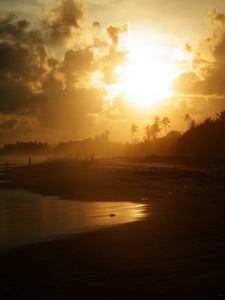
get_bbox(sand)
[0,158,225,299]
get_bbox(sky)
[0,0,225,145]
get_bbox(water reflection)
[0,189,147,251]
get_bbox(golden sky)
[0,0,225,144]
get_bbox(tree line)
[1,109,225,158]
[130,116,171,142]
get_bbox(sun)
[115,55,175,110]
[105,30,185,111]
[110,28,181,110]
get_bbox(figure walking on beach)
[29,157,31,165]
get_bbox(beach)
[0,158,225,299]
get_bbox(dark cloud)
[59,47,96,86]
[40,0,84,45]
[47,57,60,69]
[41,73,63,93]
[0,13,43,45]
[0,42,46,81]
[0,74,33,114]
[0,0,131,143]
[0,40,48,116]
[0,118,18,129]
[0,0,84,46]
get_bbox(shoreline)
[0,158,225,298]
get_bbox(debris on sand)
[141,197,149,201]
[109,214,115,217]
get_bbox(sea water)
[0,188,147,251]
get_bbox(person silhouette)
[29,157,31,165]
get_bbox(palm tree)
[152,115,162,137]
[144,124,151,141]
[153,115,161,123]
[104,130,110,139]
[184,113,195,129]
[161,117,171,135]
[151,122,160,139]
[130,123,138,143]
[184,114,191,126]
[216,109,225,121]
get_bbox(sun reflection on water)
[0,189,148,251]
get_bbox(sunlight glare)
[122,59,174,109]
[111,30,178,110]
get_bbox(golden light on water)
[0,189,148,250]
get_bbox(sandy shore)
[0,158,225,299]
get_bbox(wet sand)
[0,158,225,299]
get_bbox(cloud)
[0,42,46,81]
[0,13,43,45]
[40,0,84,45]
[185,43,192,52]
[0,0,84,47]
[0,118,18,129]
[92,21,101,30]
[101,47,128,84]
[0,0,132,143]
[206,8,225,26]
[0,75,32,114]
[107,24,128,47]
[59,47,96,86]
[173,9,225,97]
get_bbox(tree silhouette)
[184,114,192,128]
[178,109,225,156]
[161,117,171,135]
[130,123,138,143]
[189,119,196,129]
[144,124,151,141]
[104,130,110,140]
[153,115,161,123]
[216,109,225,121]
[152,115,162,137]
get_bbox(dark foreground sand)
[0,158,225,299]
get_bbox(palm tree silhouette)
[216,109,225,121]
[144,124,151,141]
[130,124,138,143]
[153,115,161,123]
[151,122,160,139]
[184,114,191,127]
[152,115,162,137]
[161,117,171,135]
[104,130,110,139]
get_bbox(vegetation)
[178,109,225,156]
[130,124,138,142]
[1,110,225,159]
